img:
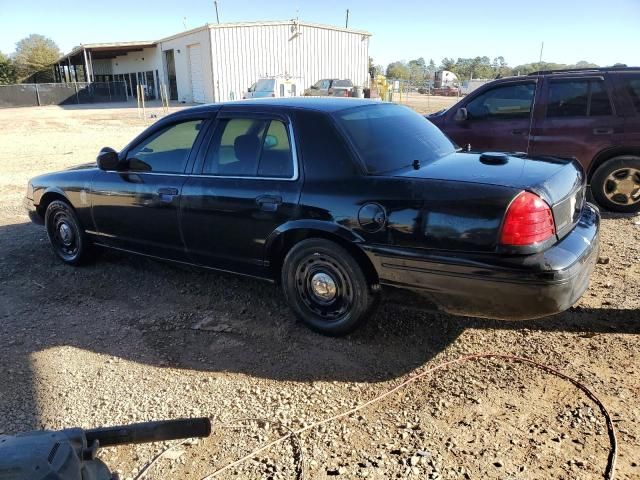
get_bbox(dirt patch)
[0,103,638,479]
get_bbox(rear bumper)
[23,196,43,225]
[365,203,600,320]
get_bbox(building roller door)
[188,44,205,103]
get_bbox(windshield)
[335,103,456,174]
[255,79,276,92]
[333,79,353,88]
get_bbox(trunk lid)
[392,152,586,240]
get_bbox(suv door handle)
[157,187,179,202]
[511,129,526,135]
[256,195,282,212]
[593,127,613,135]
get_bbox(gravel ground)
[0,102,638,480]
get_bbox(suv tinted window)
[204,118,294,178]
[547,80,612,117]
[466,83,535,120]
[623,75,640,112]
[126,120,203,173]
[335,103,455,174]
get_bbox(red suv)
[428,67,640,213]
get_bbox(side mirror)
[97,147,120,171]
[454,107,468,122]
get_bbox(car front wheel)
[591,156,640,213]
[281,238,379,336]
[45,199,92,265]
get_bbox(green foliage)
[14,34,60,83]
[0,52,17,85]
[386,61,410,80]
[511,60,600,75]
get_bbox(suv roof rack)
[527,66,639,76]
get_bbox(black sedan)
[25,98,600,335]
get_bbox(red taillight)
[500,192,555,246]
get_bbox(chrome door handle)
[593,128,613,135]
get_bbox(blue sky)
[1,0,638,67]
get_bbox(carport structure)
[54,41,155,84]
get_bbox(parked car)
[243,76,301,99]
[304,79,354,97]
[25,99,599,335]
[428,67,640,213]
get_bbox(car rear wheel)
[591,156,640,213]
[281,238,379,336]
[45,200,92,265]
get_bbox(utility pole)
[345,9,349,28]
[214,1,220,24]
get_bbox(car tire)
[45,200,92,265]
[281,238,379,336]
[590,156,640,213]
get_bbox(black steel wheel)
[45,200,91,265]
[591,156,640,213]
[281,238,379,335]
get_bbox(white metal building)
[56,21,371,104]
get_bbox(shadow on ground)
[0,220,638,431]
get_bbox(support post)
[67,57,73,82]
[87,49,94,84]
[83,48,90,82]
[35,84,41,106]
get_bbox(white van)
[243,76,301,99]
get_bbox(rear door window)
[203,117,294,178]
[466,83,535,120]
[546,79,612,117]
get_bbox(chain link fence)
[0,82,128,109]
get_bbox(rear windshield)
[334,103,456,174]
[255,79,276,92]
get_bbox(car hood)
[64,162,98,171]
[390,152,583,205]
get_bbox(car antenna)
[526,41,544,157]
[412,159,421,170]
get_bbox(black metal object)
[85,417,212,447]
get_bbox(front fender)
[33,186,68,207]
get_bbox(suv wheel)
[281,238,379,336]
[45,200,92,265]
[591,156,640,213]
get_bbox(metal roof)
[58,20,371,62]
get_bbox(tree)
[386,61,410,80]
[439,57,456,72]
[0,52,17,85]
[13,34,60,83]
[407,57,427,84]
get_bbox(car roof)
[183,97,378,114]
